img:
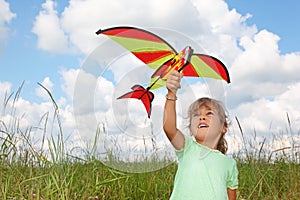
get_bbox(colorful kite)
[96,26,230,118]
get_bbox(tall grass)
[0,84,299,199]
[234,117,300,199]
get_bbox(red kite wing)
[148,49,230,90]
[182,54,230,83]
[96,26,177,70]
[97,27,230,84]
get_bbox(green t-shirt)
[170,135,238,200]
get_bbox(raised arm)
[163,71,185,150]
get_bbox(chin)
[193,133,207,141]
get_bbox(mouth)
[198,123,209,129]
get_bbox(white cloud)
[191,0,254,36]
[31,0,257,57]
[228,29,300,107]
[59,68,78,100]
[32,0,74,54]
[233,30,300,83]
[0,0,16,46]
[230,81,300,136]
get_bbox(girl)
[163,71,238,200]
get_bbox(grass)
[0,84,299,199]
[236,157,300,199]
[0,160,177,199]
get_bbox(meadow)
[0,84,299,199]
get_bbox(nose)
[199,116,205,120]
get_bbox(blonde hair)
[187,97,229,154]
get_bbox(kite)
[96,26,230,118]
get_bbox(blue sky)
[1,0,300,165]
[1,0,76,100]
[226,0,300,54]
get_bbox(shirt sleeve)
[227,159,239,190]
[174,135,193,161]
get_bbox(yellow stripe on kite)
[191,56,223,80]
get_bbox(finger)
[171,70,179,76]
[166,80,180,92]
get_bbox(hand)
[166,70,183,95]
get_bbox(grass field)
[1,84,299,199]
[1,151,299,199]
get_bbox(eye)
[207,111,214,116]
[193,113,200,117]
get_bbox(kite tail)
[117,85,154,118]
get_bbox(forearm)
[163,71,185,149]
[227,188,236,200]
[163,91,185,150]
[163,91,178,141]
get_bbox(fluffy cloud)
[0,0,16,47]
[230,81,300,140]
[32,0,256,57]
[228,30,300,107]
[32,0,74,54]
[59,0,203,54]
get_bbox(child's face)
[190,104,226,145]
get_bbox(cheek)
[189,118,198,134]
[190,117,198,125]
[210,118,223,130]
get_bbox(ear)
[221,123,227,135]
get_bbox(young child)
[163,70,238,200]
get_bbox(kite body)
[96,26,230,118]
